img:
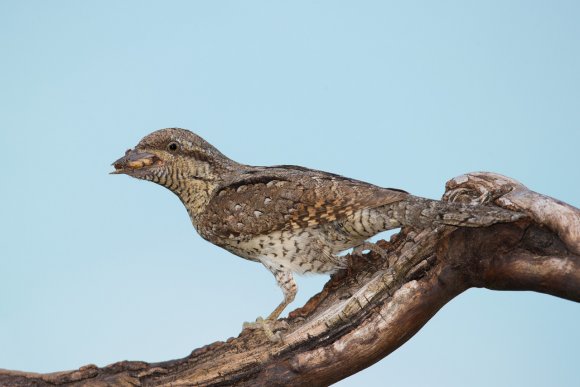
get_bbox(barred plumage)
[112,128,521,326]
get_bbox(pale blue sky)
[1,1,579,386]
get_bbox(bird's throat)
[173,179,216,227]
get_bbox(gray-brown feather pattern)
[115,128,521,323]
[198,166,409,242]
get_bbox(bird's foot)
[353,242,390,264]
[243,317,289,343]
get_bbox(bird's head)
[111,128,234,198]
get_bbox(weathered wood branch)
[1,172,578,386]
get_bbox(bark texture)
[1,172,578,386]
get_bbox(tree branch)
[1,172,578,386]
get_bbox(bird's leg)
[352,241,390,264]
[266,268,297,320]
[243,263,296,342]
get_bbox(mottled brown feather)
[198,166,408,240]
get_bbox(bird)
[111,128,520,336]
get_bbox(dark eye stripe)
[189,149,210,162]
[165,141,210,162]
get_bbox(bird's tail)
[392,196,524,228]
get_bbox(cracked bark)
[1,172,578,386]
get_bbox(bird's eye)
[167,142,179,152]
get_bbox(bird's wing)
[200,166,409,240]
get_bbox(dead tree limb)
[1,172,578,386]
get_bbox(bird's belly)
[225,229,347,275]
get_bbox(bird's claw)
[243,316,289,343]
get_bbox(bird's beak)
[110,149,161,175]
